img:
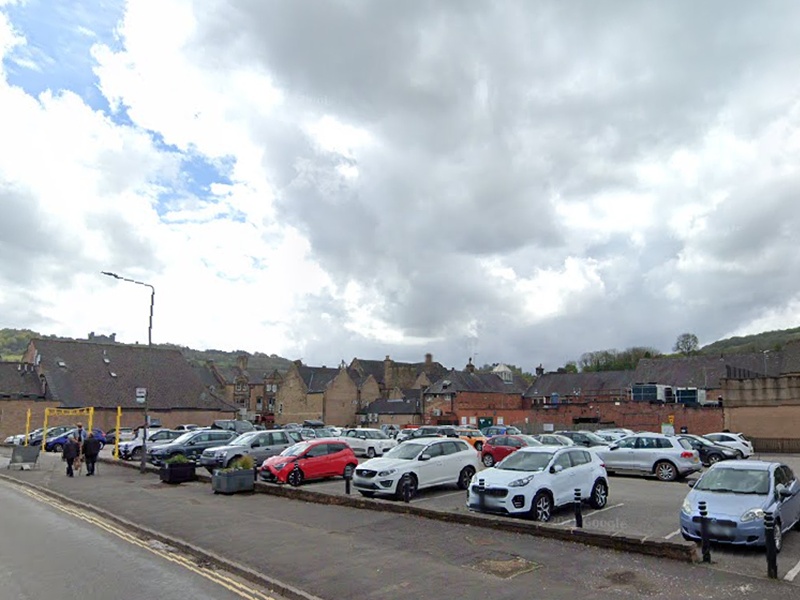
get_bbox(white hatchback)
[704,432,753,458]
[353,438,479,499]
[467,446,609,522]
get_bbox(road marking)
[785,557,800,582]
[664,529,681,539]
[412,490,466,503]
[557,502,625,525]
[19,488,274,600]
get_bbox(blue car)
[45,428,106,452]
[680,461,800,551]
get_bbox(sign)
[668,415,675,425]
[543,423,554,432]
[136,387,147,404]
[661,424,675,436]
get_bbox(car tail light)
[680,451,694,459]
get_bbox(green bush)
[230,455,255,470]
[164,454,191,464]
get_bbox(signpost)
[136,388,147,404]
[136,387,148,473]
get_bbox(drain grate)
[471,556,541,578]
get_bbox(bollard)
[477,478,486,512]
[402,474,412,503]
[344,471,352,495]
[698,500,711,563]
[764,512,778,579]
[574,488,583,528]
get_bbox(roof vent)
[109,372,117,378]
[57,361,67,368]
[103,358,110,364]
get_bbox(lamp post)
[102,271,154,474]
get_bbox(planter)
[212,469,256,494]
[159,462,197,484]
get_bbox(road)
[0,481,281,600]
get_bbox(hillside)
[700,327,800,355]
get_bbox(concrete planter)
[159,463,197,484]
[212,469,255,494]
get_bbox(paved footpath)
[0,450,794,600]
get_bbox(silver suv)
[595,433,701,481]
[199,429,301,473]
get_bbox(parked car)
[467,446,609,521]
[680,461,800,551]
[481,434,543,467]
[532,433,575,446]
[298,427,337,440]
[395,427,419,443]
[554,430,610,448]
[403,426,459,441]
[29,426,73,446]
[481,425,522,437]
[210,420,256,434]
[148,429,238,465]
[678,434,740,466]
[118,429,184,460]
[45,428,106,452]
[704,432,754,459]
[200,429,301,473]
[596,428,635,438]
[380,424,401,438]
[595,431,626,443]
[105,427,136,446]
[456,428,488,451]
[174,424,200,431]
[337,428,398,457]
[595,433,701,481]
[352,438,479,500]
[258,439,357,486]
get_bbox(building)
[349,353,448,398]
[206,354,286,423]
[359,388,423,427]
[0,361,57,440]
[275,361,363,426]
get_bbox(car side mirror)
[778,487,792,500]
[419,453,431,461]
[550,464,563,474]
[609,445,618,451]
[687,479,697,488]
[187,440,195,446]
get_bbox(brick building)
[349,353,447,398]
[360,388,423,427]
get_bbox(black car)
[678,434,739,466]
[148,429,238,465]
[554,430,610,447]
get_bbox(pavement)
[1,447,799,600]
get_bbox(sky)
[2,0,800,373]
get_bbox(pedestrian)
[75,422,87,443]
[82,431,102,476]
[62,435,80,477]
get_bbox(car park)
[45,428,106,452]
[174,424,200,431]
[395,427,419,443]
[532,433,574,446]
[554,430,610,448]
[481,425,522,437]
[596,428,635,438]
[353,437,479,500]
[403,425,460,441]
[210,420,256,434]
[148,429,238,465]
[481,434,543,467]
[118,429,184,460]
[704,432,754,459]
[105,427,136,445]
[680,461,800,551]
[258,439,357,486]
[336,428,397,457]
[380,424,401,438]
[679,434,740,466]
[467,446,609,521]
[595,433,701,481]
[200,429,301,473]
[29,425,73,446]
[456,428,488,451]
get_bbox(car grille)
[691,517,737,528]
[471,486,508,498]
[356,469,377,478]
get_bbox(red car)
[258,439,357,486]
[481,434,542,467]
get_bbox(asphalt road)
[0,481,280,600]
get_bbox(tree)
[674,333,699,356]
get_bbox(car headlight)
[274,463,287,470]
[215,451,227,457]
[681,499,692,515]
[378,469,396,477]
[741,508,765,522]
[508,475,535,487]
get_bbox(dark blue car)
[45,428,106,452]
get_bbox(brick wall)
[0,399,60,439]
[725,405,800,438]
[322,371,359,427]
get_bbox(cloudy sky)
[2,0,800,372]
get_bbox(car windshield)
[170,432,197,445]
[583,432,608,445]
[230,432,260,446]
[498,451,554,472]
[694,468,770,494]
[315,428,335,438]
[686,435,715,447]
[383,443,426,460]
[518,435,543,446]
[281,442,310,457]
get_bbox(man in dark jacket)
[62,435,80,477]
[82,431,102,476]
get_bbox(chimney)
[425,353,433,365]
[39,374,47,397]
[384,355,393,388]
[465,357,475,374]
[111,333,116,342]
[237,354,248,371]
[535,364,544,376]
[293,359,303,367]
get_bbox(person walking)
[75,422,87,443]
[62,435,80,477]
[82,431,102,476]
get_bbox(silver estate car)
[595,433,701,481]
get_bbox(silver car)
[199,429,301,473]
[595,433,701,481]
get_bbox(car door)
[248,433,274,464]
[417,441,448,487]
[632,436,662,472]
[491,436,515,462]
[601,436,637,470]
[548,451,576,507]
[568,449,595,498]
[776,466,800,528]
[298,443,329,479]
[184,432,210,459]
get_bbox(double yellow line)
[20,488,275,600]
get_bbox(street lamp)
[102,271,154,474]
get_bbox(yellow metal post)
[41,409,49,455]
[88,407,94,431]
[114,406,121,459]
[24,409,31,446]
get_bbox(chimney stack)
[424,353,433,364]
[465,358,475,374]
[535,364,544,376]
[237,354,248,371]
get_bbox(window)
[569,450,591,466]
[278,403,283,415]
[212,432,232,441]
[269,432,288,445]
[425,443,445,457]
[657,439,673,449]
[507,437,523,449]
[616,437,637,449]
[636,437,659,450]
[553,453,572,470]
[677,438,694,450]
[268,399,275,412]
[329,443,347,453]
[440,441,461,455]
[306,444,327,458]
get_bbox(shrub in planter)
[159,454,197,484]
[212,455,255,494]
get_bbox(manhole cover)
[472,557,540,578]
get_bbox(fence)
[750,438,800,454]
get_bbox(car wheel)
[343,463,356,478]
[589,479,608,509]
[474,442,483,452]
[53,443,63,453]
[457,466,476,490]
[735,450,744,459]
[130,447,142,460]
[482,453,495,467]
[359,491,375,498]
[367,447,376,458]
[287,467,304,487]
[654,461,678,482]
[773,519,783,553]
[707,453,722,465]
[395,474,418,500]
[530,491,553,522]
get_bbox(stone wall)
[322,371,359,427]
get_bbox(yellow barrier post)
[114,406,122,459]
[41,410,49,456]
[24,409,31,446]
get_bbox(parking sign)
[135,387,147,404]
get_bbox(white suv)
[595,433,701,481]
[337,428,397,458]
[353,438,479,499]
[704,432,753,458]
[467,446,609,521]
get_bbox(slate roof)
[523,371,635,398]
[426,369,528,394]
[633,354,767,388]
[30,339,233,411]
[0,362,45,398]
[298,365,341,393]
[350,356,449,386]
[363,394,422,415]
[192,363,222,390]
